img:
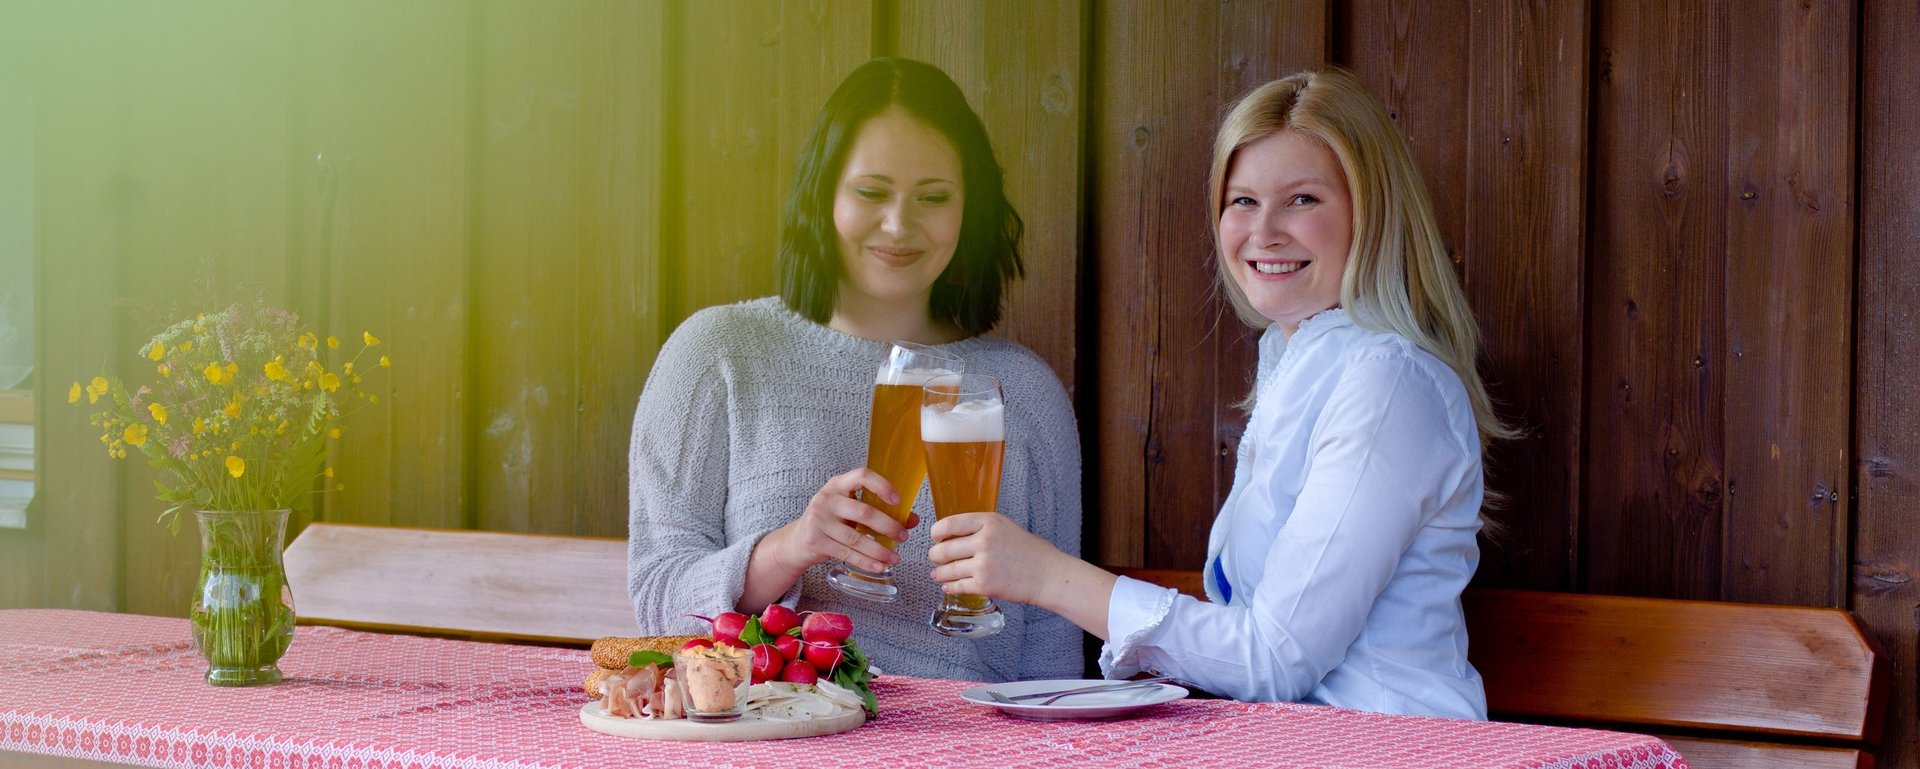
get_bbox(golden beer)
[922,390,1005,617]
[857,375,945,549]
[825,342,964,604]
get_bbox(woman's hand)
[770,468,918,576]
[927,512,1070,606]
[929,512,1120,638]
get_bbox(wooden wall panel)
[1088,0,1325,570]
[469,0,664,537]
[106,1,300,617]
[1340,0,1592,591]
[1459,1,1589,591]
[1854,0,1920,763]
[298,0,472,532]
[2,0,121,612]
[1583,1,1728,600]
[1720,0,1853,608]
[893,0,1084,393]
[667,1,783,330]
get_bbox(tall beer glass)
[824,342,964,602]
[921,373,1006,638]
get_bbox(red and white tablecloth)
[0,609,1688,769]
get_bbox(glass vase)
[191,509,296,686]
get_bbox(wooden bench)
[1108,567,1891,769]
[284,522,636,646]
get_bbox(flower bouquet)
[73,302,388,685]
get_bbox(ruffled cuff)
[1097,576,1178,679]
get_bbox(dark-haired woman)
[626,57,1083,682]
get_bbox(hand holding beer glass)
[921,373,1007,638]
[825,342,964,602]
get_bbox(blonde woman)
[927,69,1507,719]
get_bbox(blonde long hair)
[1209,68,1515,451]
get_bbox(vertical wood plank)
[1459,1,1589,591]
[1089,0,1325,569]
[1720,0,1853,607]
[570,0,666,537]
[894,0,1084,393]
[1584,0,1727,599]
[667,0,784,329]
[778,1,873,203]
[470,0,667,537]
[105,0,299,617]
[2,1,122,611]
[1339,1,1471,279]
[1853,0,1920,763]
[470,1,581,534]
[297,0,470,530]
[1088,0,1210,568]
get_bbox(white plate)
[960,679,1187,721]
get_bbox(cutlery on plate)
[987,677,1175,706]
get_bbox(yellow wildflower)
[363,331,381,347]
[351,374,362,384]
[147,342,166,361]
[224,399,240,419]
[225,455,245,478]
[68,382,81,404]
[157,364,170,379]
[299,332,317,350]
[379,355,391,368]
[320,372,341,392]
[323,467,334,478]
[224,362,238,380]
[88,377,109,404]
[203,362,227,385]
[265,357,289,381]
[179,340,192,353]
[344,362,354,374]
[123,423,148,447]
[328,427,341,439]
[193,417,205,436]
[148,403,167,425]
[327,335,340,350]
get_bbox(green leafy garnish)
[628,650,672,669]
[739,616,770,647]
[831,639,879,714]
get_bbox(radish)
[801,611,853,644]
[710,611,750,640]
[712,633,744,650]
[760,604,801,636]
[803,639,844,672]
[777,659,819,685]
[749,643,783,684]
[680,637,714,652]
[773,634,803,662]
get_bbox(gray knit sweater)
[626,297,1085,682]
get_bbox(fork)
[987,677,1175,706]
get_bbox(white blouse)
[1099,309,1488,719]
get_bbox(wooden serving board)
[578,701,865,742]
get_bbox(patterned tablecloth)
[0,609,1688,769]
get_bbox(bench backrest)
[283,522,635,645]
[1108,567,1890,769]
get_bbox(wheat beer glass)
[921,373,1007,638]
[825,341,964,602]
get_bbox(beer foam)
[920,399,1005,442]
[876,366,959,386]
